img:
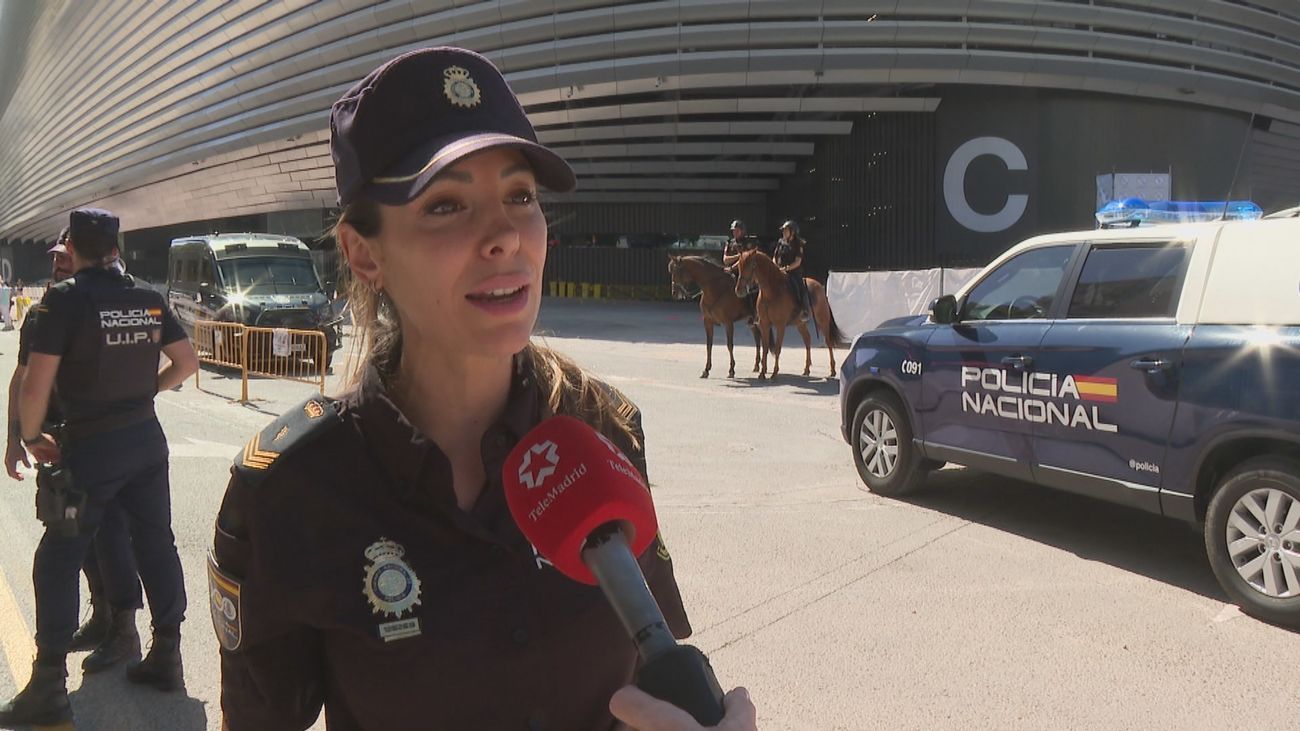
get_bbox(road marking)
[0,563,34,689]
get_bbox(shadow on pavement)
[716,374,840,396]
[68,674,208,730]
[894,467,1224,602]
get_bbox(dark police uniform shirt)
[17,306,61,426]
[723,235,765,262]
[28,267,185,441]
[211,360,692,731]
[774,237,806,272]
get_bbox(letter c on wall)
[943,136,1028,233]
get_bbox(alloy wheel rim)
[1226,487,1300,598]
[858,408,899,479]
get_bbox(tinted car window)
[963,245,1074,321]
[1067,244,1188,319]
[200,257,214,286]
[218,257,321,294]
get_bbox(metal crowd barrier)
[192,320,326,402]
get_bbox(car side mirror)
[930,295,959,324]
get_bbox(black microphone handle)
[582,524,726,725]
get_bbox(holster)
[35,463,84,538]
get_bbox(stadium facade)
[1,0,1298,288]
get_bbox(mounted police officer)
[722,219,763,315]
[0,208,198,727]
[721,219,754,270]
[775,219,811,319]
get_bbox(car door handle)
[1130,357,1172,372]
[1001,355,1033,370]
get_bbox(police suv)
[838,216,1300,627]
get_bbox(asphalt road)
[0,298,1296,730]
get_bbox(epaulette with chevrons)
[595,380,640,425]
[232,395,342,485]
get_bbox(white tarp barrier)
[942,267,981,297]
[828,267,983,338]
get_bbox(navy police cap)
[68,208,119,251]
[330,47,576,207]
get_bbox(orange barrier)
[192,320,326,402]
[243,325,327,393]
[193,321,250,401]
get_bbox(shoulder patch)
[233,395,342,484]
[601,382,640,424]
[592,379,644,453]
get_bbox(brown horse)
[669,255,761,378]
[734,249,847,379]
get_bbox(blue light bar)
[1095,197,1263,227]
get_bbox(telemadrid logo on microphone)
[518,440,560,489]
[518,437,590,523]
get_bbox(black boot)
[0,659,72,727]
[126,630,183,692]
[82,608,140,674]
[69,596,111,652]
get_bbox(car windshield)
[218,256,320,295]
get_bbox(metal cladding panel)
[2,0,1300,281]
[544,246,670,289]
[775,113,938,277]
[933,87,1256,269]
[543,201,765,239]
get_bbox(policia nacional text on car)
[0,208,199,728]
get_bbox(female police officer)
[209,47,756,730]
[774,220,810,318]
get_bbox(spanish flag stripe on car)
[1074,375,1118,402]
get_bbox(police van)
[167,233,341,369]
[838,215,1300,627]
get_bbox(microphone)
[504,415,726,725]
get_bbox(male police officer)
[721,219,760,270]
[0,209,198,727]
[4,231,144,667]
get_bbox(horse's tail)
[827,309,849,348]
[810,282,849,347]
[823,293,850,347]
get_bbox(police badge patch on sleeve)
[207,552,243,651]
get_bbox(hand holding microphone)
[503,416,736,726]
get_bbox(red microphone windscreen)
[503,415,658,584]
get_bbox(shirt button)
[491,433,509,450]
[512,628,529,645]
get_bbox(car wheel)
[851,392,925,496]
[1205,456,1300,628]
